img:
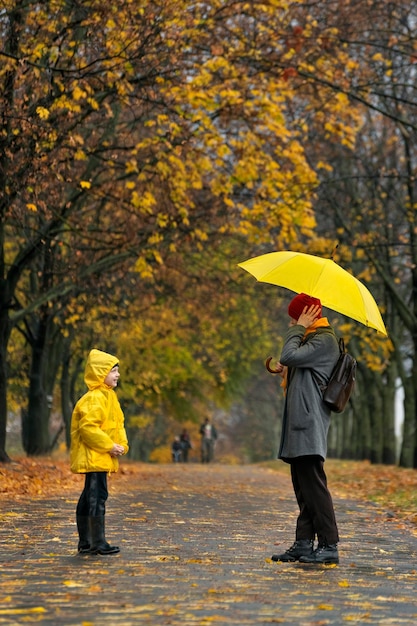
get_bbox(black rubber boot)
[76,515,91,554]
[271,539,314,562]
[89,516,120,555]
[299,543,339,564]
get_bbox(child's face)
[104,365,120,388]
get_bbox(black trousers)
[76,472,108,517]
[290,455,339,545]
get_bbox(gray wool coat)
[278,323,340,462]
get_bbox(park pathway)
[1,462,417,625]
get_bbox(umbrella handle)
[265,357,281,374]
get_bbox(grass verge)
[261,458,417,529]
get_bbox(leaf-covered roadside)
[263,458,417,530]
[0,456,141,499]
[1,456,417,531]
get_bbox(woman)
[271,293,340,565]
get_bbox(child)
[171,436,182,462]
[70,349,129,555]
[179,428,192,462]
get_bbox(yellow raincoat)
[70,349,129,474]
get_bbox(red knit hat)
[288,293,322,320]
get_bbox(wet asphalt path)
[1,463,417,625]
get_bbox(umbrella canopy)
[238,250,387,335]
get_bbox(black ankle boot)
[76,515,91,554]
[271,539,314,562]
[299,543,339,564]
[89,516,120,555]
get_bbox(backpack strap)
[306,329,342,392]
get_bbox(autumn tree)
[2,0,360,460]
[224,0,417,466]
[289,0,417,466]
[5,0,392,461]
[76,240,279,461]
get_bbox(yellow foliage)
[36,106,50,120]
[87,97,99,110]
[134,257,154,278]
[129,414,154,429]
[152,249,163,265]
[125,160,138,174]
[72,86,87,101]
[149,447,172,463]
[156,213,169,228]
[317,161,333,172]
[193,229,208,242]
[74,149,87,161]
[2,0,382,438]
[52,95,81,113]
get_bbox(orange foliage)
[265,458,417,529]
[0,457,82,498]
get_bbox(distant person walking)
[199,418,217,463]
[70,349,129,555]
[180,429,192,462]
[172,436,182,462]
[270,294,340,565]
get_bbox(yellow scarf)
[280,318,331,391]
[303,317,331,336]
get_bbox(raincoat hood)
[84,349,119,390]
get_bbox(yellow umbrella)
[238,250,387,335]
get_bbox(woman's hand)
[296,304,321,328]
[265,358,287,378]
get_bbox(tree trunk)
[23,318,51,455]
[365,371,383,464]
[413,364,417,469]
[0,292,13,462]
[23,311,63,455]
[60,335,81,450]
[0,7,21,464]
[381,364,397,465]
[0,337,11,463]
[352,374,372,461]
